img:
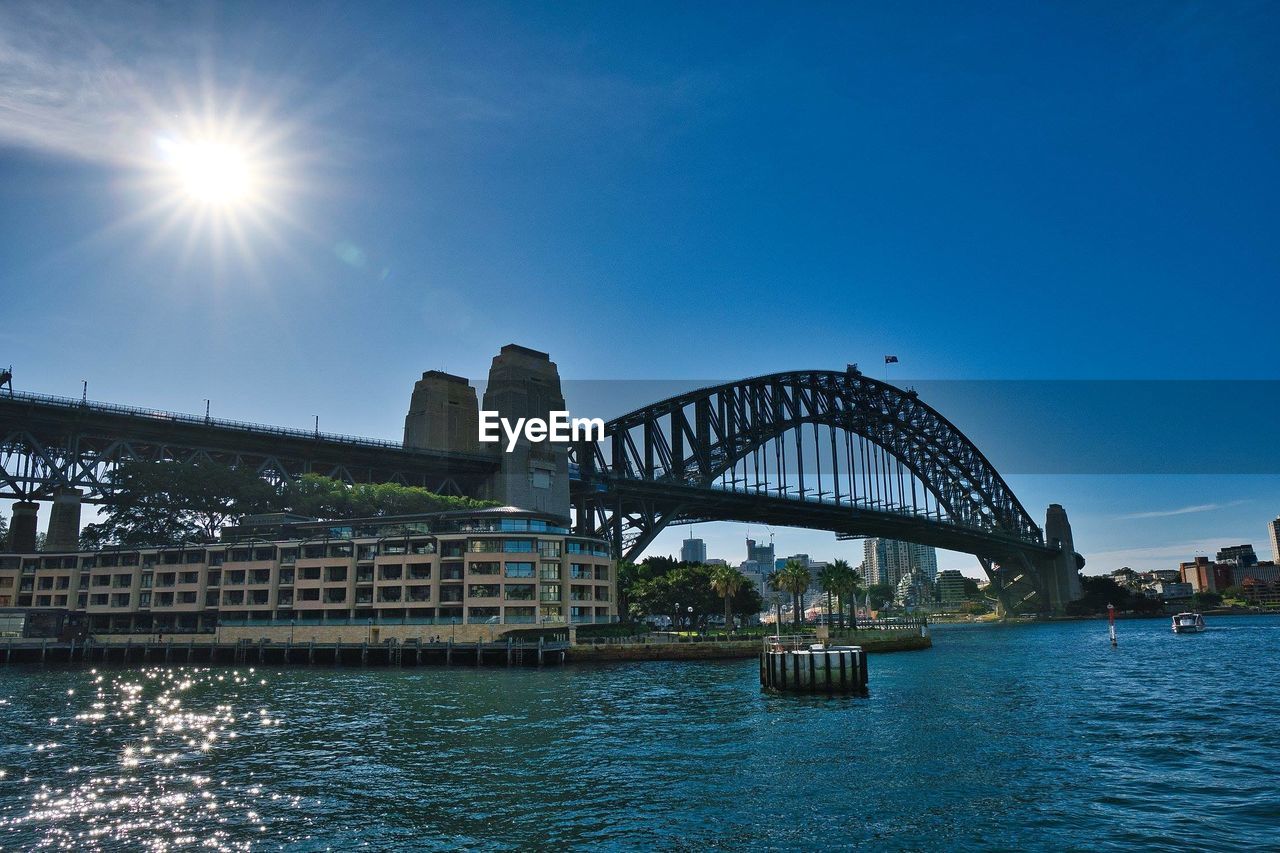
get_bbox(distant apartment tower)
[936,569,967,605]
[1215,544,1258,567]
[681,536,707,564]
[1270,517,1280,564]
[862,538,938,588]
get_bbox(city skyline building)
[680,536,707,564]
[863,538,938,588]
[1270,517,1280,564]
[746,537,775,568]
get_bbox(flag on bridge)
[884,355,899,364]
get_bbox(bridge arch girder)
[571,369,1044,555]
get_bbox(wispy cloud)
[1084,540,1239,572]
[1118,500,1249,520]
[0,1,177,162]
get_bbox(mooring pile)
[759,634,867,694]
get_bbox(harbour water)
[3,616,1278,850]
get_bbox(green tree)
[825,558,861,628]
[1190,591,1222,610]
[279,473,495,519]
[867,582,896,611]
[709,564,748,631]
[778,559,811,627]
[81,460,277,547]
[766,568,785,628]
[817,564,839,625]
[1066,575,1162,616]
[630,562,762,630]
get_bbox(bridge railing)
[2,388,485,456]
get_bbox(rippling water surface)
[3,616,1279,850]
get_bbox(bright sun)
[159,137,254,205]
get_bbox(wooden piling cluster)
[0,636,568,668]
[759,636,868,694]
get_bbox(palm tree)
[709,565,747,633]
[817,564,839,627]
[766,568,785,629]
[779,559,811,628]
[827,558,860,629]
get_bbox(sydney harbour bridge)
[0,344,1083,614]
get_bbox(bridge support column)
[6,501,38,553]
[1042,504,1084,612]
[479,344,570,518]
[46,488,83,552]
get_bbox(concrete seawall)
[566,631,931,663]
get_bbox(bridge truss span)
[569,368,1068,611]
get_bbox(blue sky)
[1,1,1278,574]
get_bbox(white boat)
[1171,612,1206,634]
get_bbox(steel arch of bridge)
[568,368,1056,572]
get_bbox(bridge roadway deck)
[579,477,1060,559]
[0,390,499,499]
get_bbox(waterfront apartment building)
[1270,517,1280,564]
[863,538,938,588]
[936,569,967,605]
[0,507,615,636]
[681,536,707,564]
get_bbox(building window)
[300,567,321,581]
[468,584,500,599]
[180,571,200,584]
[503,539,534,553]
[594,566,609,582]
[570,564,593,580]
[539,562,561,580]
[378,564,402,581]
[468,562,500,576]
[538,541,561,559]
[505,584,536,601]
[299,588,320,602]
[540,605,562,621]
[407,564,431,580]
[468,539,503,553]
[504,606,536,624]
[539,585,562,602]
[467,606,500,621]
[504,562,535,579]
[326,566,348,583]
[377,587,403,602]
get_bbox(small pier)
[0,636,570,668]
[760,634,868,695]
